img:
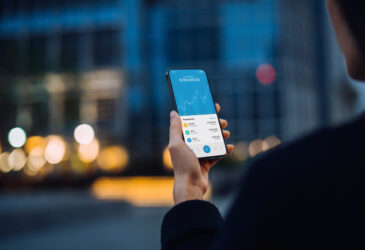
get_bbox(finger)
[169,111,183,146]
[215,103,221,113]
[223,130,230,139]
[219,119,228,129]
[200,159,210,171]
[204,144,235,169]
[205,158,219,169]
[226,144,235,155]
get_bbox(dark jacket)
[161,114,365,249]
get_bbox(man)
[161,1,365,249]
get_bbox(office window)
[0,38,21,75]
[64,93,80,131]
[31,101,49,134]
[1,0,20,14]
[29,36,47,75]
[0,102,17,146]
[167,27,218,64]
[0,0,4,16]
[258,118,277,137]
[97,98,116,132]
[60,32,79,72]
[257,92,276,117]
[93,29,120,67]
[166,5,219,64]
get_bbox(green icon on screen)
[185,130,190,135]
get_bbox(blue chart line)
[178,88,210,115]
[170,69,216,116]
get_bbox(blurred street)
[0,190,233,250]
[0,191,169,250]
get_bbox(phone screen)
[167,69,227,159]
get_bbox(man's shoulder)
[256,114,364,167]
[243,114,365,190]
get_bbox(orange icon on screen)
[184,123,188,128]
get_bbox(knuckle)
[168,141,185,153]
[168,142,179,152]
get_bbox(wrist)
[173,176,204,204]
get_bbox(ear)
[327,0,365,80]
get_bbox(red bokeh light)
[256,63,276,85]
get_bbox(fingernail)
[170,111,177,118]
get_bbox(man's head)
[327,0,365,81]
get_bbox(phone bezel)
[165,68,228,160]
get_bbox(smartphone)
[165,68,227,159]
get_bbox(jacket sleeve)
[160,146,298,250]
[161,200,224,250]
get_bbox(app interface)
[169,69,226,158]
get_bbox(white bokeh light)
[44,136,66,164]
[8,127,27,148]
[74,124,95,144]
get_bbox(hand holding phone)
[166,69,227,159]
[168,107,234,204]
[166,69,234,204]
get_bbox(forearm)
[173,175,205,204]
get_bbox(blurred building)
[0,0,132,138]
[0,0,351,179]
[149,0,331,143]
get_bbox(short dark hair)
[337,0,365,57]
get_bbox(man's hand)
[168,103,234,204]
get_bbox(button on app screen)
[169,69,226,158]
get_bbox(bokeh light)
[8,149,27,171]
[25,136,46,155]
[25,150,46,176]
[248,139,263,157]
[97,145,129,173]
[232,141,249,162]
[77,138,99,163]
[262,136,281,151]
[163,146,173,170]
[256,63,276,85]
[91,177,174,206]
[74,124,95,144]
[44,135,66,164]
[91,176,211,206]
[8,127,27,148]
[23,165,40,176]
[0,152,11,173]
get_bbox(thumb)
[169,111,183,146]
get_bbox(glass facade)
[0,0,329,174]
